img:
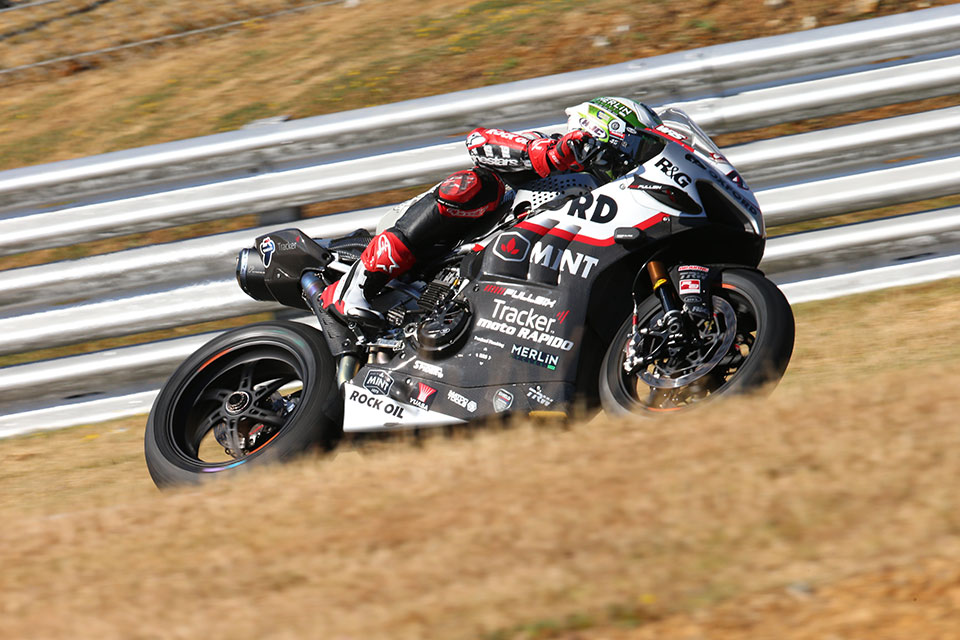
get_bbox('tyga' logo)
[259,236,276,268]
[492,232,530,262]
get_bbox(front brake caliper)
[675,264,717,336]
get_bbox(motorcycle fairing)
[341,368,575,431]
[342,381,463,431]
[341,132,767,430]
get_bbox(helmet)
[564,97,663,177]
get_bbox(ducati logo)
[374,234,400,273]
[492,232,531,262]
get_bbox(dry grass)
[1,0,956,170]
[1,278,959,639]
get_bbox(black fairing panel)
[347,209,765,422]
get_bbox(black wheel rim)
[167,344,308,471]
[617,283,759,412]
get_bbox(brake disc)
[639,296,737,389]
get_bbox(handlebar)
[573,135,632,178]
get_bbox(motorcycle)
[144,108,795,487]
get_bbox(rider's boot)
[321,230,416,327]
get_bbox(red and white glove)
[528,130,592,177]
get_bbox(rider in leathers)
[321,96,666,324]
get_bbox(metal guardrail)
[3,105,958,310]
[3,55,960,257]
[0,4,958,215]
[2,205,958,414]
[3,151,960,357]
[1,7,960,432]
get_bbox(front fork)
[623,261,716,375]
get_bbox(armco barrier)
[0,5,958,214]
[2,106,959,310]
[2,153,960,357]
[2,63,960,256]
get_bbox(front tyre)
[145,321,341,488]
[600,268,794,415]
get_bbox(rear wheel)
[145,321,341,487]
[599,268,794,415]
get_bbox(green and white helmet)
[565,97,663,177]
[565,96,661,141]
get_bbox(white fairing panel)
[341,383,464,432]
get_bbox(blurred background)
[2,1,960,638]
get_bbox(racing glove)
[528,130,592,177]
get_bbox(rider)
[321,96,666,325]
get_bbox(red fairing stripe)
[515,213,670,246]
[646,128,696,153]
[361,231,416,275]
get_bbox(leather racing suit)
[321,127,592,324]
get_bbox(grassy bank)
[1,278,959,638]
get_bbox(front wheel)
[600,268,794,415]
[145,321,342,487]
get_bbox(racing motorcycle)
[144,108,794,487]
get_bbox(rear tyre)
[144,321,341,488]
[600,268,794,415]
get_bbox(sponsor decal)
[413,360,444,379]
[511,344,560,371]
[708,167,759,215]
[493,389,514,412]
[654,157,691,187]
[259,236,276,268]
[683,153,759,216]
[347,389,406,418]
[475,336,505,349]
[684,152,708,170]
[679,265,710,272]
[447,389,478,413]
[277,241,297,251]
[710,152,729,164]
[655,124,687,142]
[679,278,701,295]
[409,382,437,411]
[627,174,702,215]
[727,170,750,190]
[485,285,556,308]
[363,370,394,396]
[476,299,575,351]
[526,385,554,407]
[483,129,528,144]
[564,193,619,224]
[493,232,531,262]
[530,243,599,279]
